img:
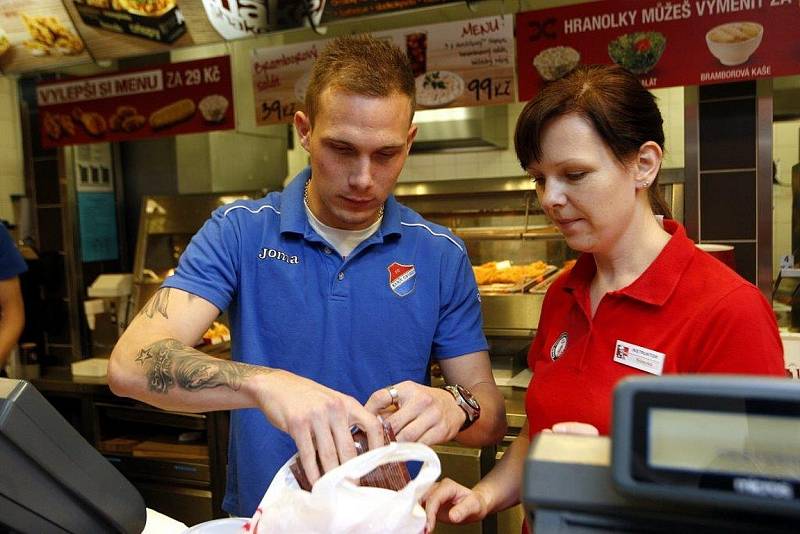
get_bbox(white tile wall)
[398,86,686,183]
[399,102,526,183]
[0,76,24,224]
[773,121,800,185]
[651,86,685,170]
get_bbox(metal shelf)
[455,225,561,241]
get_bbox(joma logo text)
[258,247,300,264]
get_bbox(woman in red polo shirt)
[422,64,785,532]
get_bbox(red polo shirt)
[526,220,785,438]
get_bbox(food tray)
[529,267,567,293]
[478,265,557,294]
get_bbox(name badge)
[613,340,665,376]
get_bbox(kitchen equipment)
[84,273,133,358]
[131,192,261,316]
[395,176,568,338]
[396,176,565,534]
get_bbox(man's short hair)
[304,34,416,124]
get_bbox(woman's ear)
[634,141,663,189]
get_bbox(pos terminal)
[0,378,146,533]
[523,376,799,533]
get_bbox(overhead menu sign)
[36,55,234,147]
[321,0,460,22]
[0,0,91,74]
[61,0,224,61]
[251,40,320,125]
[251,14,515,125]
[516,0,800,100]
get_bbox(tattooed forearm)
[138,288,171,320]
[136,339,177,393]
[136,338,272,394]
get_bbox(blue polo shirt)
[163,168,487,516]
[0,225,26,280]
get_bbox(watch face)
[456,384,480,411]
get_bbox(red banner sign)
[36,55,234,148]
[517,0,800,101]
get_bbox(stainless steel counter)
[501,386,527,430]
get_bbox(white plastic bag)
[244,442,441,534]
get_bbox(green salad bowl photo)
[608,31,666,75]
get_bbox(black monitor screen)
[629,391,800,507]
[0,378,146,533]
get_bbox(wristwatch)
[444,384,481,431]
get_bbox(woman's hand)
[544,421,599,435]
[422,478,490,532]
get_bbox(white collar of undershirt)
[304,202,382,258]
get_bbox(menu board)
[251,40,320,125]
[0,0,91,74]
[251,14,515,125]
[62,0,224,61]
[36,55,234,147]
[517,0,800,100]
[321,0,460,22]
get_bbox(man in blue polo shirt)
[0,223,26,377]
[109,34,506,517]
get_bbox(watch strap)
[444,384,479,431]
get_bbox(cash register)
[523,376,800,533]
[0,378,146,533]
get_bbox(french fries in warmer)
[472,260,552,285]
[202,321,230,345]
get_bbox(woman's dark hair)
[514,64,672,218]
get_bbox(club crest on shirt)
[551,332,568,361]
[388,262,416,297]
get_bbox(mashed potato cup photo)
[705,21,763,66]
[533,46,580,81]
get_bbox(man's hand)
[253,370,385,486]
[422,478,490,532]
[110,288,387,489]
[364,380,465,444]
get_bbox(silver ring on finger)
[386,385,399,408]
